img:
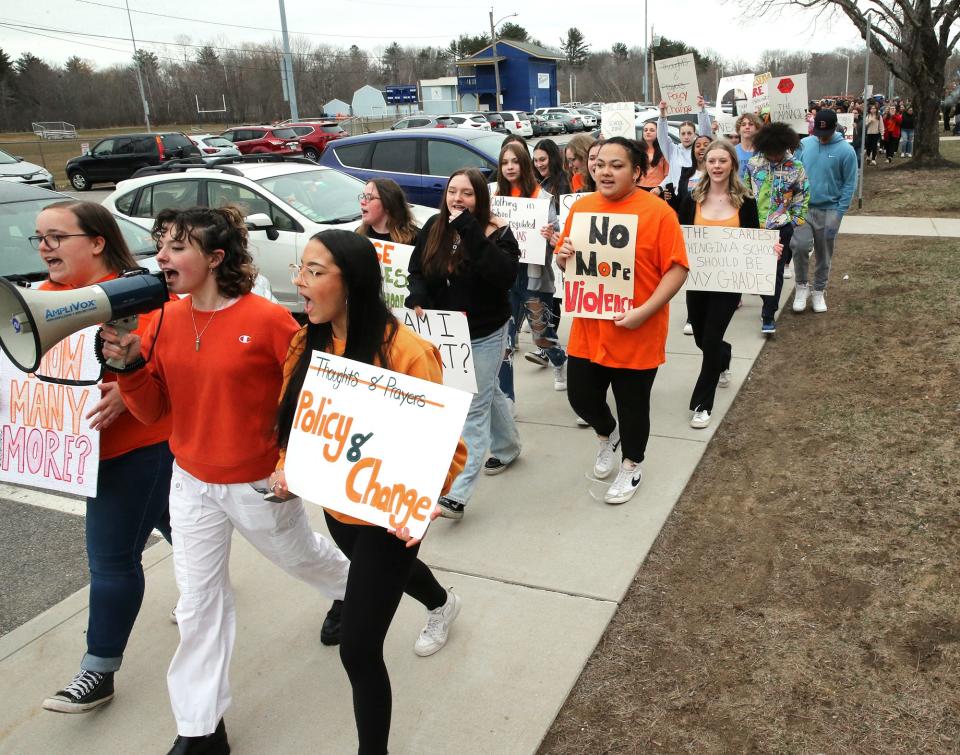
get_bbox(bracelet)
[94,329,147,374]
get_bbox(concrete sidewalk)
[840,214,960,237]
[0,286,788,754]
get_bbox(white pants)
[166,463,349,736]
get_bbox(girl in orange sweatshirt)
[100,206,349,755]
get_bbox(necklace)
[190,299,223,352]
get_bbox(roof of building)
[456,39,564,65]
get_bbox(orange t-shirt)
[694,204,740,227]
[119,294,299,482]
[639,150,669,188]
[570,173,586,192]
[39,275,172,461]
[277,323,468,526]
[555,189,689,370]
[507,184,541,198]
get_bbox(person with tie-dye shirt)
[745,122,810,335]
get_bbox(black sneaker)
[483,456,515,475]
[167,718,230,755]
[42,670,114,713]
[320,600,342,646]
[523,349,549,367]
[437,497,465,520]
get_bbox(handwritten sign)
[837,113,855,143]
[559,192,589,230]
[370,238,414,308]
[715,73,754,133]
[681,226,779,295]
[750,72,772,112]
[392,308,477,393]
[491,195,551,264]
[768,73,809,133]
[655,54,700,115]
[0,328,100,496]
[284,351,471,538]
[564,212,637,319]
[601,102,635,139]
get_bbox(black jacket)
[677,195,760,229]
[405,212,520,339]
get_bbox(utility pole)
[279,0,299,121]
[125,0,150,132]
[489,10,501,111]
[642,0,648,102]
[858,23,872,209]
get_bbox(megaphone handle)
[105,315,139,371]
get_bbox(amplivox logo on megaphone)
[0,270,168,373]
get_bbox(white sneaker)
[718,369,731,388]
[575,416,590,427]
[690,409,711,428]
[811,289,827,313]
[604,462,642,505]
[593,426,621,479]
[169,607,178,625]
[792,283,809,312]
[782,266,793,279]
[553,362,567,391]
[682,321,693,336]
[414,589,461,657]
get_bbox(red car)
[285,121,348,162]
[219,125,301,155]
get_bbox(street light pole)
[642,0,649,102]
[279,0,299,121]
[125,0,150,132]
[489,10,517,112]
[858,23,872,209]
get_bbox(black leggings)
[566,356,657,463]
[884,135,900,159]
[686,290,741,412]
[324,512,447,755]
[865,133,881,160]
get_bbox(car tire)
[69,171,90,191]
[303,147,321,162]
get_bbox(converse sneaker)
[690,409,711,429]
[604,462,643,505]
[166,718,230,755]
[782,266,793,279]
[42,670,114,713]
[437,496,464,520]
[414,589,462,657]
[523,349,549,367]
[320,600,342,646]
[553,362,567,391]
[483,456,516,475]
[761,318,776,335]
[682,320,693,335]
[811,289,827,313]
[593,426,621,479]
[792,283,809,312]
[718,369,731,388]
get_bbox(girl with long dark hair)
[272,229,466,755]
[356,178,418,244]
[638,121,669,194]
[533,138,571,199]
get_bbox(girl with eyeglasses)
[356,178,419,245]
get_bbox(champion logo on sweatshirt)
[238,335,252,344]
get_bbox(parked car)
[498,111,533,137]
[219,126,302,156]
[65,132,201,191]
[575,108,600,127]
[544,112,584,133]
[527,113,563,137]
[390,116,456,130]
[318,128,506,207]
[285,121,348,162]
[484,112,507,132]
[443,114,491,131]
[0,149,55,191]
[102,155,433,311]
[534,107,581,119]
[190,134,242,164]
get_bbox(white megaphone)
[0,270,168,373]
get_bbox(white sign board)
[750,72,772,111]
[655,53,700,116]
[0,328,101,496]
[391,308,477,393]
[284,351,471,539]
[715,73,754,133]
[564,212,638,319]
[768,73,809,133]
[369,238,414,309]
[682,225,779,295]
[601,102,635,139]
[491,195,551,264]
[837,113,855,143]
[559,192,590,230]
[538,73,550,89]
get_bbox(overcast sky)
[2,0,866,69]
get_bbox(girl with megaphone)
[35,201,175,717]
[99,206,350,755]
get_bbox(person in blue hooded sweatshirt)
[790,109,858,314]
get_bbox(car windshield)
[0,149,18,165]
[204,137,234,148]
[469,134,507,161]
[271,128,299,140]
[256,169,364,224]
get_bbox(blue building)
[456,40,562,113]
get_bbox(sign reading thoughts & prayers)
[655,54,700,115]
[564,213,637,319]
[682,225,779,295]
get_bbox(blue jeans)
[900,128,914,155]
[499,281,566,401]
[447,322,521,506]
[81,441,174,673]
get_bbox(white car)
[498,111,533,137]
[189,134,242,163]
[0,148,55,190]
[534,107,580,119]
[445,114,492,131]
[575,108,600,127]
[101,159,434,312]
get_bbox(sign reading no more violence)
[490,195,551,265]
[392,307,477,393]
[564,212,638,319]
[681,225,779,295]
[284,351,471,539]
[655,53,700,115]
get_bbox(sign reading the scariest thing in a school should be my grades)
[564,212,638,319]
[284,351,471,539]
[681,225,779,295]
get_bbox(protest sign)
[0,327,101,496]
[559,192,590,229]
[392,308,477,393]
[564,212,638,319]
[283,351,471,538]
[601,102,635,138]
[681,225,779,295]
[715,73,753,133]
[491,195,551,264]
[750,71,773,111]
[837,113,855,143]
[768,73,809,133]
[370,238,414,308]
[655,54,700,115]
